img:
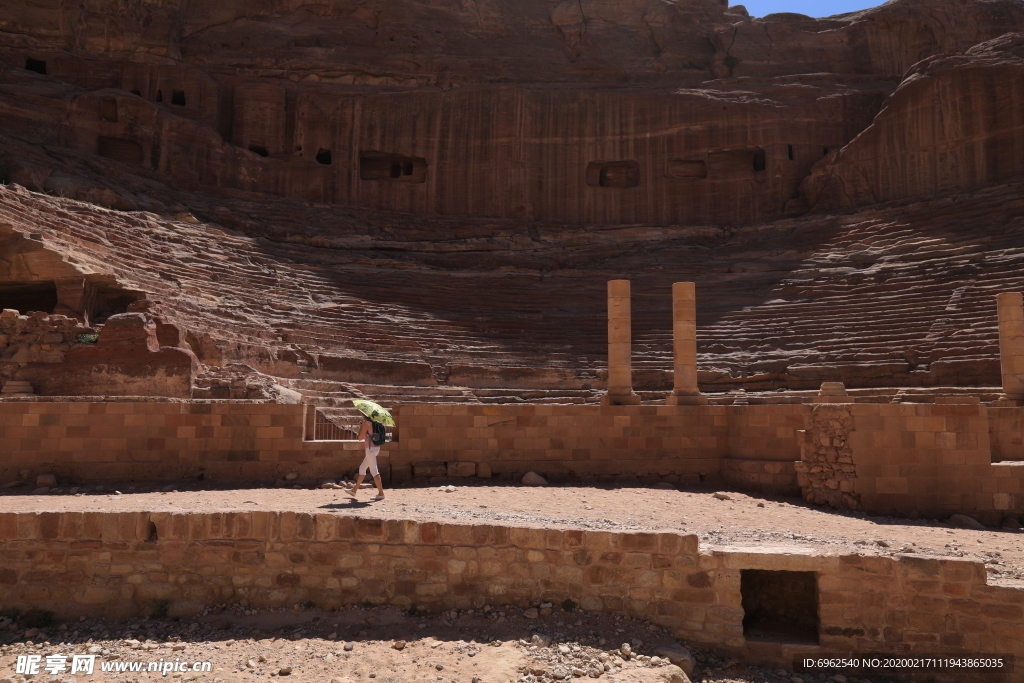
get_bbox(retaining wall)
[0,511,1021,680]
[0,401,379,483]
[3,400,1024,521]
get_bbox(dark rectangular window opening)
[100,97,118,123]
[248,144,269,158]
[787,144,795,161]
[668,159,707,178]
[171,89,186,106]
[752,149,767,172]
[25,58,46,75]
[155,89,163,102]
[741,569,819,645]
[823,146,830,156]
[360,152,427,183]
[0,281,58,315]
[586,161,639,188]
[315,148,332,165]
[97,136,144,164]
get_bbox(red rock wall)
[803,34,1024,211]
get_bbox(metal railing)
[313,410,358,441]
[306,406,397,442]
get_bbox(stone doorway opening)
[0,281,58,314]
[740,569,819,644]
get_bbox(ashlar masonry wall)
[798,402,1024,524]
[0,511,1021,681]
[3,400,1024,522]
[0,401,379,483]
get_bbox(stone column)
[601,280,640,405]
[666,281,707,405]
[997,292,1024,402]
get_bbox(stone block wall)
[845,403,1024,522]
[723,405,806,494]
[391,404,729,482]
[3,399,1024,522]
[0,511,1021,681]
[0,401,381,483]
[989,406,1024,462]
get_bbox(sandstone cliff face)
[713,0,1024,79]
[802,32,1024,211]
[2,0,1021,226]
[1,0,1024,400]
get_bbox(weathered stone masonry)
[0,512,1021,680]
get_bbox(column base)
[665,393,708,406]
[601,392,642,406]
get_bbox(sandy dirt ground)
[1,481,1021,683]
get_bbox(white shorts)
[359,448,380,477]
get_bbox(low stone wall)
[390,404,729,483]
[3,399,1024,522]
[0,401,378,483]
[0,511,1021,680]
[990,406,1024,462]
[823,402,1024,523]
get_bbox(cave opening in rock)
[101,97,118,123]
[25,58,46,75]
[753,149,767,172]
[130,89,141,97]
[171,89,186,106]
[0,281,58,315]
[248,145,269,158]
[97,137,144,164]
[741,569,819,644]
[360,152,427,182]
[586,161,640,188]
[315,148,332,165]
[788,144,795,160]
[155,90,163,102]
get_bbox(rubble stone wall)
[0,310,90,366]
[795,404,860,509]
[0,511,1021,680]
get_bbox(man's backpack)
[370,421,387,446]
